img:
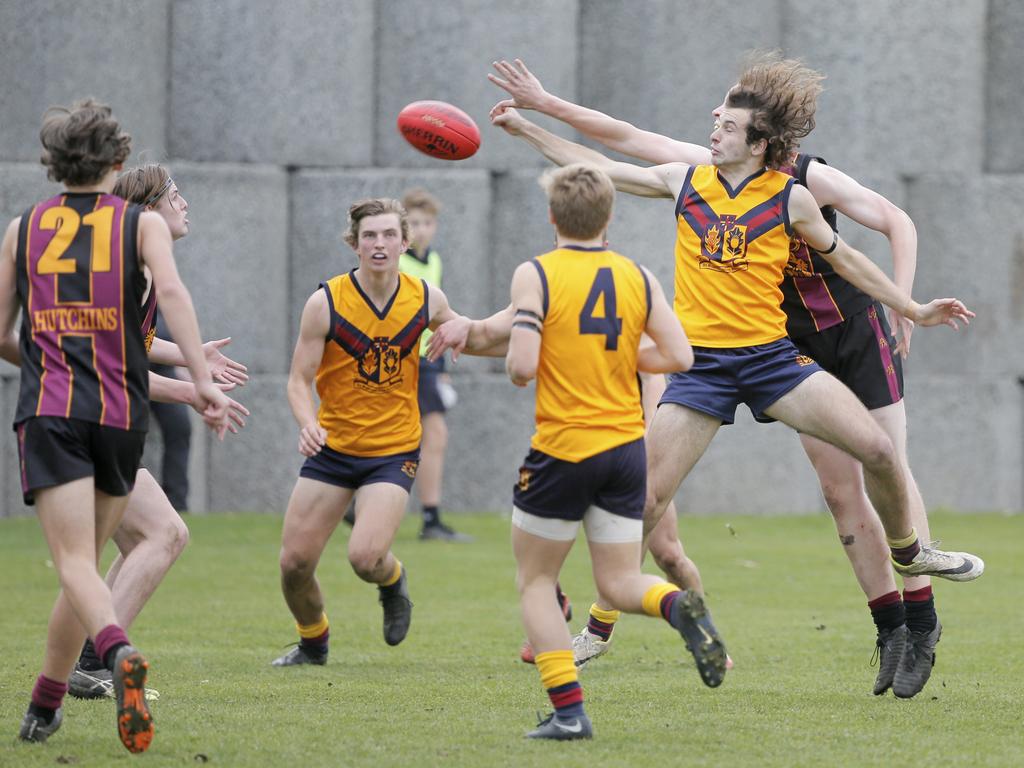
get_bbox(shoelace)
[535,711,555,727]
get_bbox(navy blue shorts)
[659,337,822,425]
[792,302,903,411]
[299,445,420,493]
[513,438,646,522]
[417,356,446,416]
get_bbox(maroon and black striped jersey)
[14,192,149,431]
[779,154,874,338]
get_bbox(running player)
[398,188,471,541]
[2,100,230,751]
[487,60,983,676]
[488,55,954,695]
[65,164,249,701]
[272,198,489,666]
[501,163,722,740]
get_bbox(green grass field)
[0,510,1020,767]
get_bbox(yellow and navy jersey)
[530,246,649,462]
[674,165,795,347]
[398,246,442,356]
[14,192,149,430]
[316,270,429,456]
[778,154,873,337]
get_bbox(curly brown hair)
[342,198,409,249]
[39,99,131,186]
[726,52,824,169]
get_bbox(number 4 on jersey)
[578,267,622,350]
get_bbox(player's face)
[709,105,755,167]
[406,209,437,252]
[150,182,189,240]
[356,213,407,272]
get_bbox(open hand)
[203,337,249,387]
[488,58,549,111]
[912,298,975,329]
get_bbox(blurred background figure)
[400,189,471,542]
[148,313,192,512]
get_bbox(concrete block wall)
[0,1,1020,518]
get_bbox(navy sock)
[422,506,440,527]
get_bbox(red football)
[397,100,480,161]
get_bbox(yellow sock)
[589,603,620,625]
[380,560,402,587]
[641,582,680,619]
[535,650,578,690]
[886,527,918,548]
[297,612,329,639]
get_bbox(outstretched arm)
[491,105,687,200]
[426,304,515,362]
[287,290,330,457]
[489,58,712,166]
[139,211,230,437]
[149,371,249,433]
[805,162,919,357]
[789,185,972,330]
[149,336,249,386]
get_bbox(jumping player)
[488,55,958,696]
[2,100,230,751]
[272,198,488,666]
[488,60,984,679]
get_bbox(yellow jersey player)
[490,62,984,637]
[497,164,726,740]
[273,198,481,666]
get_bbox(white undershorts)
[512,505,642,544]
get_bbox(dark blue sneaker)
[271,643,327,667]
[671,591,728,688]
[379,567,413,646]
[525,711,593,740]
[893,619,941,698]
[871,624,908,695]
[18,707,62,743]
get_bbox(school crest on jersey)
[355,337,405,393]
[700,215,749,272]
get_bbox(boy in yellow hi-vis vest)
[398,189,471,542]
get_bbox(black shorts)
[16,417,145,505]
[417,357,446,416]
[513,438,646,522]
[792,302,904,411]
[299,445,420,493]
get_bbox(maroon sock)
[30,674,68,711]
[300,629,329,653]
[867,590,905,634]
[94,624,131,670]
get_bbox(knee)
[347,547,384,581]
[279,549,316,584]
[161,515,190,559]
[650,537,685,574]
[819,478,863,518]
[859,434,898,475]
